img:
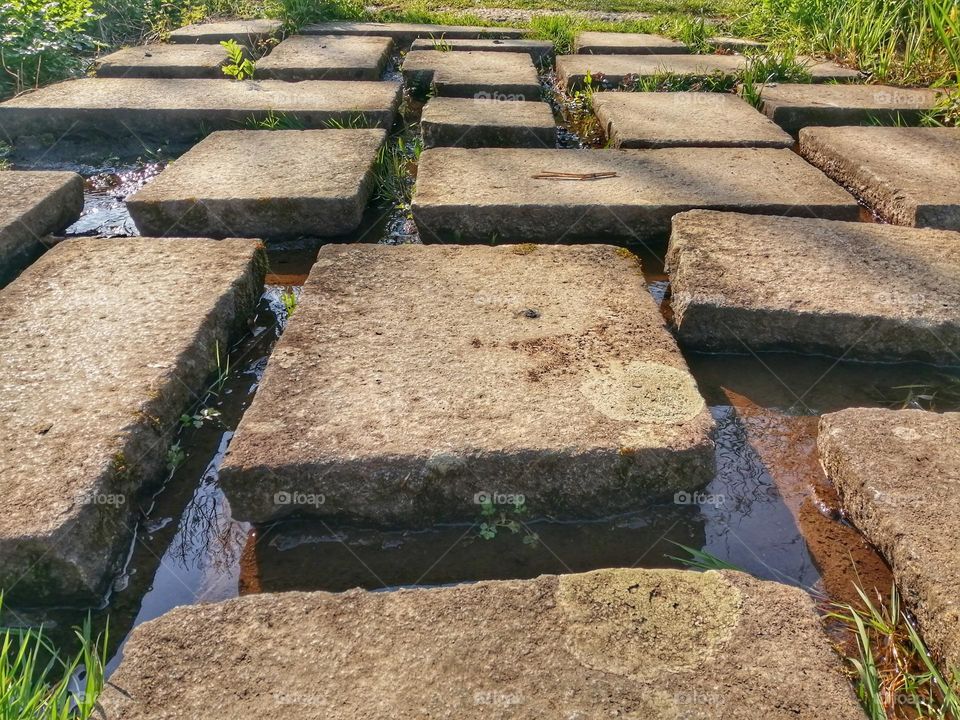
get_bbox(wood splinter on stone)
[533,171,619,180]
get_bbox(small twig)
[532,171,619,181]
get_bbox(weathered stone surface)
[0,237,265,605]
[410,37,554,64]
[801,57,862,82]
[557,53,745,89]
[574,31,690,54]
[0,78,401,143]
[421,97,556,148]
[666,210,960,364]
[168,19,282,46]
[760,83,942,134]
[257,34,393,81]
[412,147,859,243]
[100,569,865,719]
[302,21,526,46]
[593,92,793,148]
[402,50,541,99]
[0,171,83,288]
[95,43,232,79]
[219,244,715,525]
[710,36,765,51]
[127,129,385,239]
[800,126,960,229]
[819,408,960,685]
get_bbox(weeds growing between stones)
[220,39,255,81]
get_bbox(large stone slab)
[575,31,690,54]
[218,244,715,525]
[410,37,554,64]
[557,53,745,89]
[100,569,865,719]
[412,147,860,243]
[168,19,282,46]
[593,92,793,148]
[800,126,960,229]
[421,97,556,148]
[257,34,393,81]
[0,237,265,605]
[302,21,526,46]
[127,129,385,239]
[402,49,541,99]
[819,408,960,684]
[760,83,942,134]
[94,43,232,79]
[0,78,401,144]
[0,171,83,287]
[666,210,960,364]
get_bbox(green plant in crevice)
[740,50,813,108]
[876,373,960,411]
[166,442,185,472]
[667,543,744,571]
[373,135,423,209]
[323,114,377,129]
[211,339,231,394]
[279,288,297,315]
[220,39,255,81]
[430,35,453,51]
[265,0,365,33]
[245,110,306,130]
[629,69,738,93]
[475,497,539,546]
[667,14,711,53]
[179,407,222,429]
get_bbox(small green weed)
[740,50,813,108]
[430,35,453,51]
[179,407,222,429]
[280,288,297,315]
[166,442,185,472]
[475,497,539,546]
[373,135,423,208]
[668,542,743,571]
[245,111,306,130]
[323,114,377,129]
[220,39,255,81]
[266,0,365,32]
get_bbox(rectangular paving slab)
[218,244,716,525]
[0,237,265,605]
[302,21,526,45]
[574,31,690,54]
[412,147,860,243]
[99,568,865,719]
[666,210,960,364]
[0,170,84,288]
[168,19,282,46]
[759,83,942,134]
[410,37,554,64]
[94,43,233,79]
[257,34,393,81]
[402,49,541,99]
[0,78,401,144]
[557,53,746,89]
[127,129,385,239]
[421,97,556,148]
[819,408,960,686]
[593,92,793,148]
[800,126,960,229]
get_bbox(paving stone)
[666,210,960,364]
[819,408,960,684]
[218,244,716,525]
[402,49,542,99]
[411,147,859,243]
[127,129,385,239]
[168,19,282,47]
[0,171,83,287]
[0,237,265,605]
[94,43,233,79]
[760,83,941,133]
[593,92,793,148]
[799,126,960,229]
[574,31,690,54]
[421,97,556,148]
[557,53,745,89]
[257,34,393,81]
[410,37,554,64]
[0,78,401,144]
[302,21,526,46]
[100,568,865,719]
[801,57,862,82]
[709,36,765,51]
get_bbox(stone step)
[302,21,527,46]
[0,171,83,287]
[411,147,859,243]
[574,31,690,54]
[0,78,402,144]
[759,83,942,134]
[168,19,283,46]
[99,569,866,719]
[819,408,960,687]
[593,92,794,148]
[799,126,960,230]
[421,97,556,148]
[709,36,765,52]
[94,43,233,79]
[0,237,265,605]
[218,244,716,525]
[127,129,386,239]
[257,34,394,81]
[666,210,960,364]
[410,37,554,64]
[402,49,541,99]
